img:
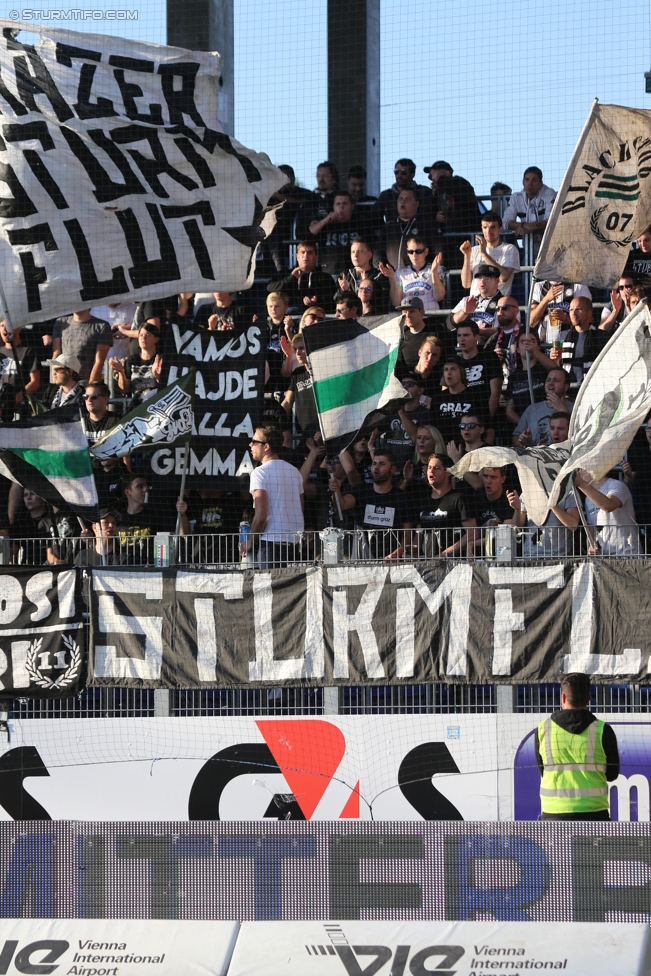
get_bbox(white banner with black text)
[0,22,284,324]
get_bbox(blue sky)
[8,0,651,199]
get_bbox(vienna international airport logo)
[561,136,651,247]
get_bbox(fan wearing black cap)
[110,322,162,401]
[74,506,126,567]
[451,264,504,338]
[395,297,430,373]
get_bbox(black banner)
[0,567,84,698]
[147,322,264,490]
[89,560,651,687]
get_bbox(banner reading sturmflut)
[0,22,285,326]
[89,562,651,686]
[535,102,651,288]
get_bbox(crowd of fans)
[2,156,651,564]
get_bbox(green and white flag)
[0,404,98,518]
[302,315,409,450]
[91,371,195,460]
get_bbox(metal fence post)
[323,687,339,715]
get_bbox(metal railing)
[10,683,651,719]
[3,525,648,568]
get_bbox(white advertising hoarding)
[0,919,239,975]
[228,920,651,976]
[1,714,649,822]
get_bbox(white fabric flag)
[0,21,285,325]
[535,101,651,288]
[547,300,651,509]
[449,444,569,526]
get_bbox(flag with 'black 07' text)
[535,102,651,288]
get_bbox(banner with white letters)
[0,566,83,697]
[146,321,264,490]
[88,561,651,686]
[0,22,285,324]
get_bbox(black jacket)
[434,174,481,268]
[534,709,619,781]
[267,267,336,313]
[374,214,439,270]
[370,181,433,227]
[37,383,84,410]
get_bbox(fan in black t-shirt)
[409,454,476,557]
[454,323,503,422]
[116,474,181,563]
[281,335,318,437]
[110,322,161,402]
[430,359,477,446]
[193,293,251,332]
[332,451,414,557]
[471,466,514,555]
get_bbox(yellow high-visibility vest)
[538,717,609,814]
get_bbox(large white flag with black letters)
[547,299,651,509]
[0,21,285,325]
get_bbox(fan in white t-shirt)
[573,468,639,556]
[246,425,305,568]
[378,235,446,311]
[459,212,520,296]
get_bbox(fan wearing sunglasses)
[599,276,638,332]
[82,382,122,497]
[379,235,446,311]
[446,412,487,491]
[82,382,115,435]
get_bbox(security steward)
[534,672,619,820]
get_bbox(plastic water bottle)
[239,521,255,568]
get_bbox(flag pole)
[525,98,601,407]
[301,336,343,522]
[524,277,537,406]
[175,439,190,535]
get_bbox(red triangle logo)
[255,720,345,820]
[339,781,360,819]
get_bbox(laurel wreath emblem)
[26,634,81,690]
[589,205,636,248]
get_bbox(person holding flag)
[91,370,196,541]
